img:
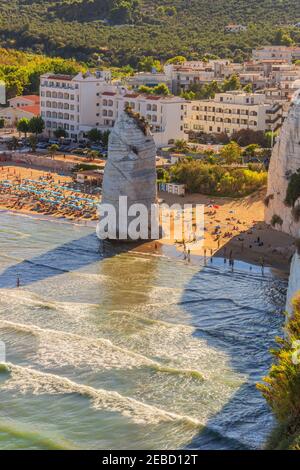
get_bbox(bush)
[271,214,283,227]
[170,161,267,197]
[257,295,300,449]
[285,170,300,207]
[73,163,102,172]
[292,205,300,223]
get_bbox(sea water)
[0,212,287,449]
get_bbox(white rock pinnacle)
[99,110,157,240]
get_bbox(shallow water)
[0,212,287,449]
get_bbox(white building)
[252,46,300,63]
[0,94,40,127]
[224,24,247,33]
[40,71,186,147]
[184,91,283,136]
[126,72,171,91]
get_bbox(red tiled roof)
[18,105,40,116]
[21,95,40,104]
[10,95,40,104]
[146,95,162,100]
[47,75,74,81]
[124,93,139,98]
[102,92,116,96]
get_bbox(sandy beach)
[142,189,294,273]
[0,165,99,222]
[0,164,295,272]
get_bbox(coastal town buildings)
[0,94,40,127]
[184,91,283,135]
[40,71,186,146]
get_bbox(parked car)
[36,142,49,149]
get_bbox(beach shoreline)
[0,165,294,274]
[0,204,292,275]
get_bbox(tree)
[219,141,242,165]
[28,135,37,152]
[157,167,170,182]
[222,74,241,92]
[257,294,300,450]
[174,139,189,153]
[138,56,162,72]
[231,129,268,147]
[87,150,99,161]
[28,116,45,135]
[17,118,30,137]
[243,83,253,93]
[153,83,170,96]
[166,56,186,65]
[87,128,102,143]
[101,130,110,148]
[138,83,170,96]
[7,136,19,151]
[54,128,67,139]
[48,144,59,159]
[243,143,260,157]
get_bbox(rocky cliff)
[265,90,300,237]
[98,110,157,240]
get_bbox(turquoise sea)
[0,212,287,449]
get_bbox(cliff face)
[98,111,157,240]
[265,90,300,237]
[286,253,300,314]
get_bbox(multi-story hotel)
[252,46,300,63]
[184,91,283,135]
[40,71,186,147]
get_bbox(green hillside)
[0,1,299,65]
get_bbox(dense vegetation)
[257,295,300,450]
[285,169,300,207]
[0,48,83,99]
[0,1,299,66]
[170,160,267,197]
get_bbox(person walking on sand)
[187,249,191,262]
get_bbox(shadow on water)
[181,262,286,450]
[0,232,146,288]
[0,224,286,449]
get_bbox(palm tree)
[174,139,189,153]
[48,144,59,159]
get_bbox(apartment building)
[40,71,111,140]
[184,91,283,136]
[163,61,236,94]
[252,46,300,63]
[40,71,186,147]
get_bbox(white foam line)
[0,319,204,379]
[1,363,202,427]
